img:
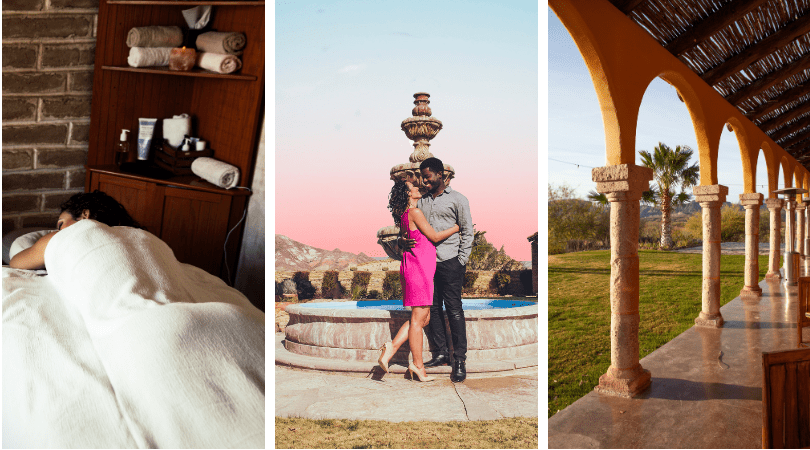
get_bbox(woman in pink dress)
[378,180,459,382]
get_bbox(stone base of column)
[765,272,782,280]
[739,286,762,298]
[594,364,651,398]
[695,311,724,328]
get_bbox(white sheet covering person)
[4,219,266,448]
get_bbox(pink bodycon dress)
[400,209,436,307]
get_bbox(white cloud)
[338,64,366,74]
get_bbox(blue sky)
[276,1,539,260]
[547,7,779,202]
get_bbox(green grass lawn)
[548,250,773,418]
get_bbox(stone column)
[765,198,784,280]
[694,185,728,328]
[740,193,763,298]
[591,164,653,398]
[797,202,806,268]
[785,199,797,286]
[802,198,810,259]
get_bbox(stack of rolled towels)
[126,26,246,75]
[194,31,245,74]
[127,26,183,67]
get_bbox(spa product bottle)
[115,129,130,167]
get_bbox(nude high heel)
[378,342,393,373]
[408,362,435,382]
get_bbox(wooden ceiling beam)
[768,114,810,141]
[609,0,646,14]
[747,82,810,121]
[665,0,767,56]
[784,128,810,149]
[759,100,810,133]
[701,13,810,86]
[792,143,810,160]
[726,52,810,105]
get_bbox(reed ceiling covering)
[609,0,810,166]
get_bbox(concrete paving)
[548,271,810,448]
[275,347,538,422]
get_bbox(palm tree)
[587,190,609,206]
[639,142,699,249]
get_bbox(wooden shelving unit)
[86,0,264,282]
[107,1,264,5]
[102,65,257,80]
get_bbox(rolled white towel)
[195,31,246,55]
[126,26,183,48]
[127,47,173,67]
[162,114,191,148]
[191,157,240,189]
[195,52,242,74]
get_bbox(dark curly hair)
[60,190,142,229]
[387,180,410,228]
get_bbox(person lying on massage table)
[9,191,141,270]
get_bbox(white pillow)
[9,230,55,262]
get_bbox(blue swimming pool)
[296,299,536,311]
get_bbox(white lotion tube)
[137,118,158,160]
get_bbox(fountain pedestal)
[377,92,456,258]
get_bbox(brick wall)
[2,0,98,234]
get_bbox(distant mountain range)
[276,235,532,271]
[275,235,376,271]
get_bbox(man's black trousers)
[426,256,467,362]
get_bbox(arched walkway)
[550,0,810,397]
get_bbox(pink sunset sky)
[275,2,539,261]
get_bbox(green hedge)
[351,271,372,300]
[292,272,316,300]
[321,271,344,299]
[489,271,511,295]
[382,271,402,300]
[463,272,479,294]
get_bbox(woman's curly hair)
[387,180,410,228]
[60,190,143,229]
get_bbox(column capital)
[797,203,806,211]
[592,164,653,199]
[739,192,763,207]
[693,184,728,204]
[765,198,785,210]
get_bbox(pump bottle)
[115,129,130,167]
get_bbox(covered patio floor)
[548,272,810,448]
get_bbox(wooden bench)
[762,347,810,448]
[799,278,810,347]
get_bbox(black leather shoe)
[451,360,466,383]
[423,354,450,367]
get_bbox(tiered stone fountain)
[377,92,455,258]
[277,92,538,373]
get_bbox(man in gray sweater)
[401,157,474,382]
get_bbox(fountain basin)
[283,299,538,365]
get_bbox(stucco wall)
[234,121,265,310]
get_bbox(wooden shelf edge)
[107,1,264,5]
[102,65,257,81]
[87,165,252,196]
